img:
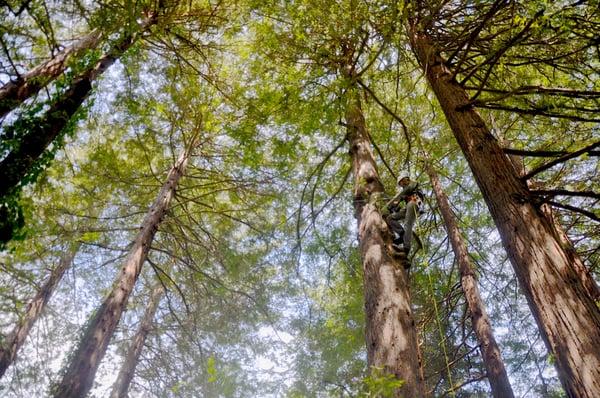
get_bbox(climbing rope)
[425,262,456,397]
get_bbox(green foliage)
[1,1,598,397]
[0,194,25,248]
[360,368,404,397]
[207,356,218,383]
[0,92,91,244]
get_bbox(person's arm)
[386,181,417,209]
[385,192,402,210]
[397,181,418,200]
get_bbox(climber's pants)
[396,201,419,249]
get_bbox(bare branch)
[531,190,600,200]
[464,85,600,100]
[474,103,600,123]
[440,373,487,398]
[448,0,508,69]
[459,9,544,90]
[503,148,600,157]
[522,141,600,180]
[147,257,190,315]
[296,136,347,245]
[357,78,411,164]
[545,200,599,222]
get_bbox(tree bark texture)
[0,13,158,199]
[505,148,600,302]
[52,143,193,398]
[410,30,600,398]
[110,283,164,398]
[0,29,102,119]
[426,165,514,398]
[345,88,424,398]
[0,245,79,378]
[539,205,600,301]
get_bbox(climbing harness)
[407,193,423,207]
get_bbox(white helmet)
[397,176,410,185]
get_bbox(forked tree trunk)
[345,87,424,397]
[426,164,514,398]
[52,141,195,398]
[0,29,102,118]
[409,30,600,397]
[110,283,164,398]
[0,245,79,378]
[0,13,158,199]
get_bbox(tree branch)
[440,374,487,398]
[522,140,600,180]
[545,200,599,222]
[147,257,190,314]
[464,85,600,99]
[460,9,544,91]
[503,148,600,157]
[296,136,347,245]
[448,0,508,71]
[367,130,396,181]
[531,190,600,200]
[475,103,600,123]
[356,78,411,164]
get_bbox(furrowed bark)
[0,14,158,199]
[52,142,194,398]
[540,204,600,302]
[110,283,164,398]
[410,29,600,398]
[345,87,424,398]
[0,245,79,378]
[0,29,102,119]
[504,143,600,302]
[426,164,514,398]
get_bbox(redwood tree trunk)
[0,29,102,118]
[539,204,600,301]
[0,245,79,378]
[426,164,514,398]
[505,148,600,301]
[52,142,194,398]
[0,13,158,199]
[110,283,164,398]
[345,87,424,397]
[409,30,600,397]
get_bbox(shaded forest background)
[0,0,598,397]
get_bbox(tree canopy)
[0,0,598,397]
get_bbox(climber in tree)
[386,176,423,258]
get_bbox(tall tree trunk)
[344,87,424,397]
[110,283,164,398]
[409,29,600,397]
[503,142,600,302]
[538,204,600,301]
[0,29,102,119]
[0,244,79,378]
[426,164,514,398]
[0,13,158,199]
[52,140,195,398]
